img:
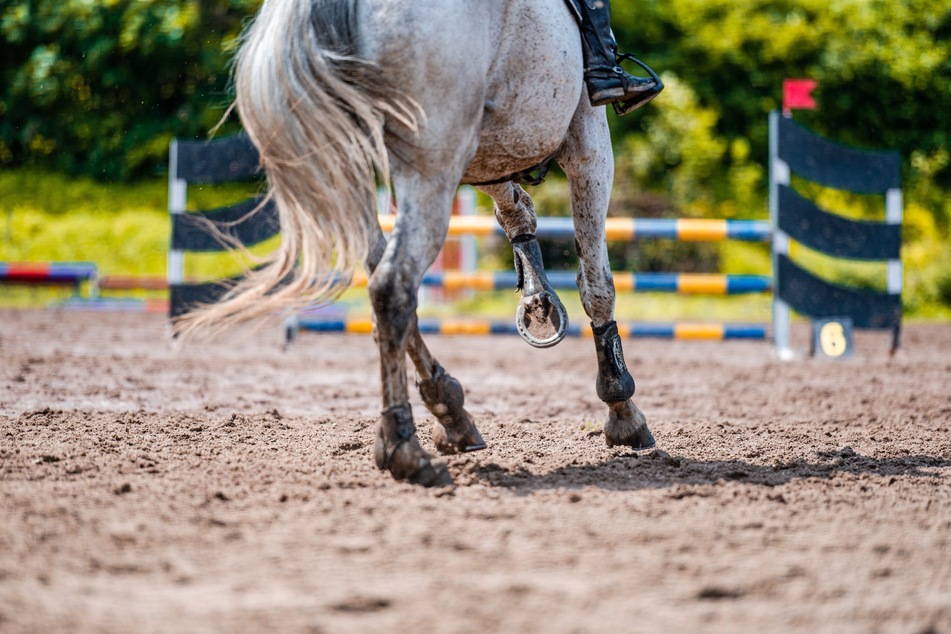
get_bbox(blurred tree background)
[1,0,949,312]
[0,0,256,178]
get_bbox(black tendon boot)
[592,320,635,403]
[579,0,663,115]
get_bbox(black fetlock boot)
[578,0,663,115]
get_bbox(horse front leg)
[478,182,569,348]
[557,105,655,450]
[366,230,486,457]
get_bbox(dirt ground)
[1,309,949,633]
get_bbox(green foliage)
[615,0,951,185]
[613,0,951,210]
[0,0,259,179]
[617,74,727,214]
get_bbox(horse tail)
[174,0,419,337]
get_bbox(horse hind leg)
[556,106,654,450]
[366,230,486,456]
[410,346,486,455]
[370,308,450,485]
[366,215,486,484]
[367,230,452,486]
[478,182,569,348]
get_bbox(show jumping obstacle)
[769,112,903,356]
[165,112,903,353]
[165,137,776,343]
[0,261,172,312]
[167,135,275,320]
[6,115,902,354]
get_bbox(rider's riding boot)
[579,0,663,115]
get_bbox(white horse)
[179,0,656,486]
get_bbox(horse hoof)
[374,433,454,487]
[516,291,568,348]
[604,399,655,450]
[611,427,655,451]
[409,458,454,487]
[433,421,487,454]
[417,367,487,455]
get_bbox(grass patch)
[0,169,264,276]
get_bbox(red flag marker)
[782,79,818,117]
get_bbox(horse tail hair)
[174,0,419,338]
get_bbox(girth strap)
[470,154,556,188]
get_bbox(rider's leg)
[578,0,664,115]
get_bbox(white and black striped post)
[167,139,188,293]
[770,111,795,360]
[885,187,903,353]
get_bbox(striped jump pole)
[376,215,772,242]
[98,276,169,291]
[294,217,773,341]
[60,297,170,313]
[298,317,768,341]
[56,275,171,312]
[346,270,771,294]
[0,262,99,298]
[0,261,98,285]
